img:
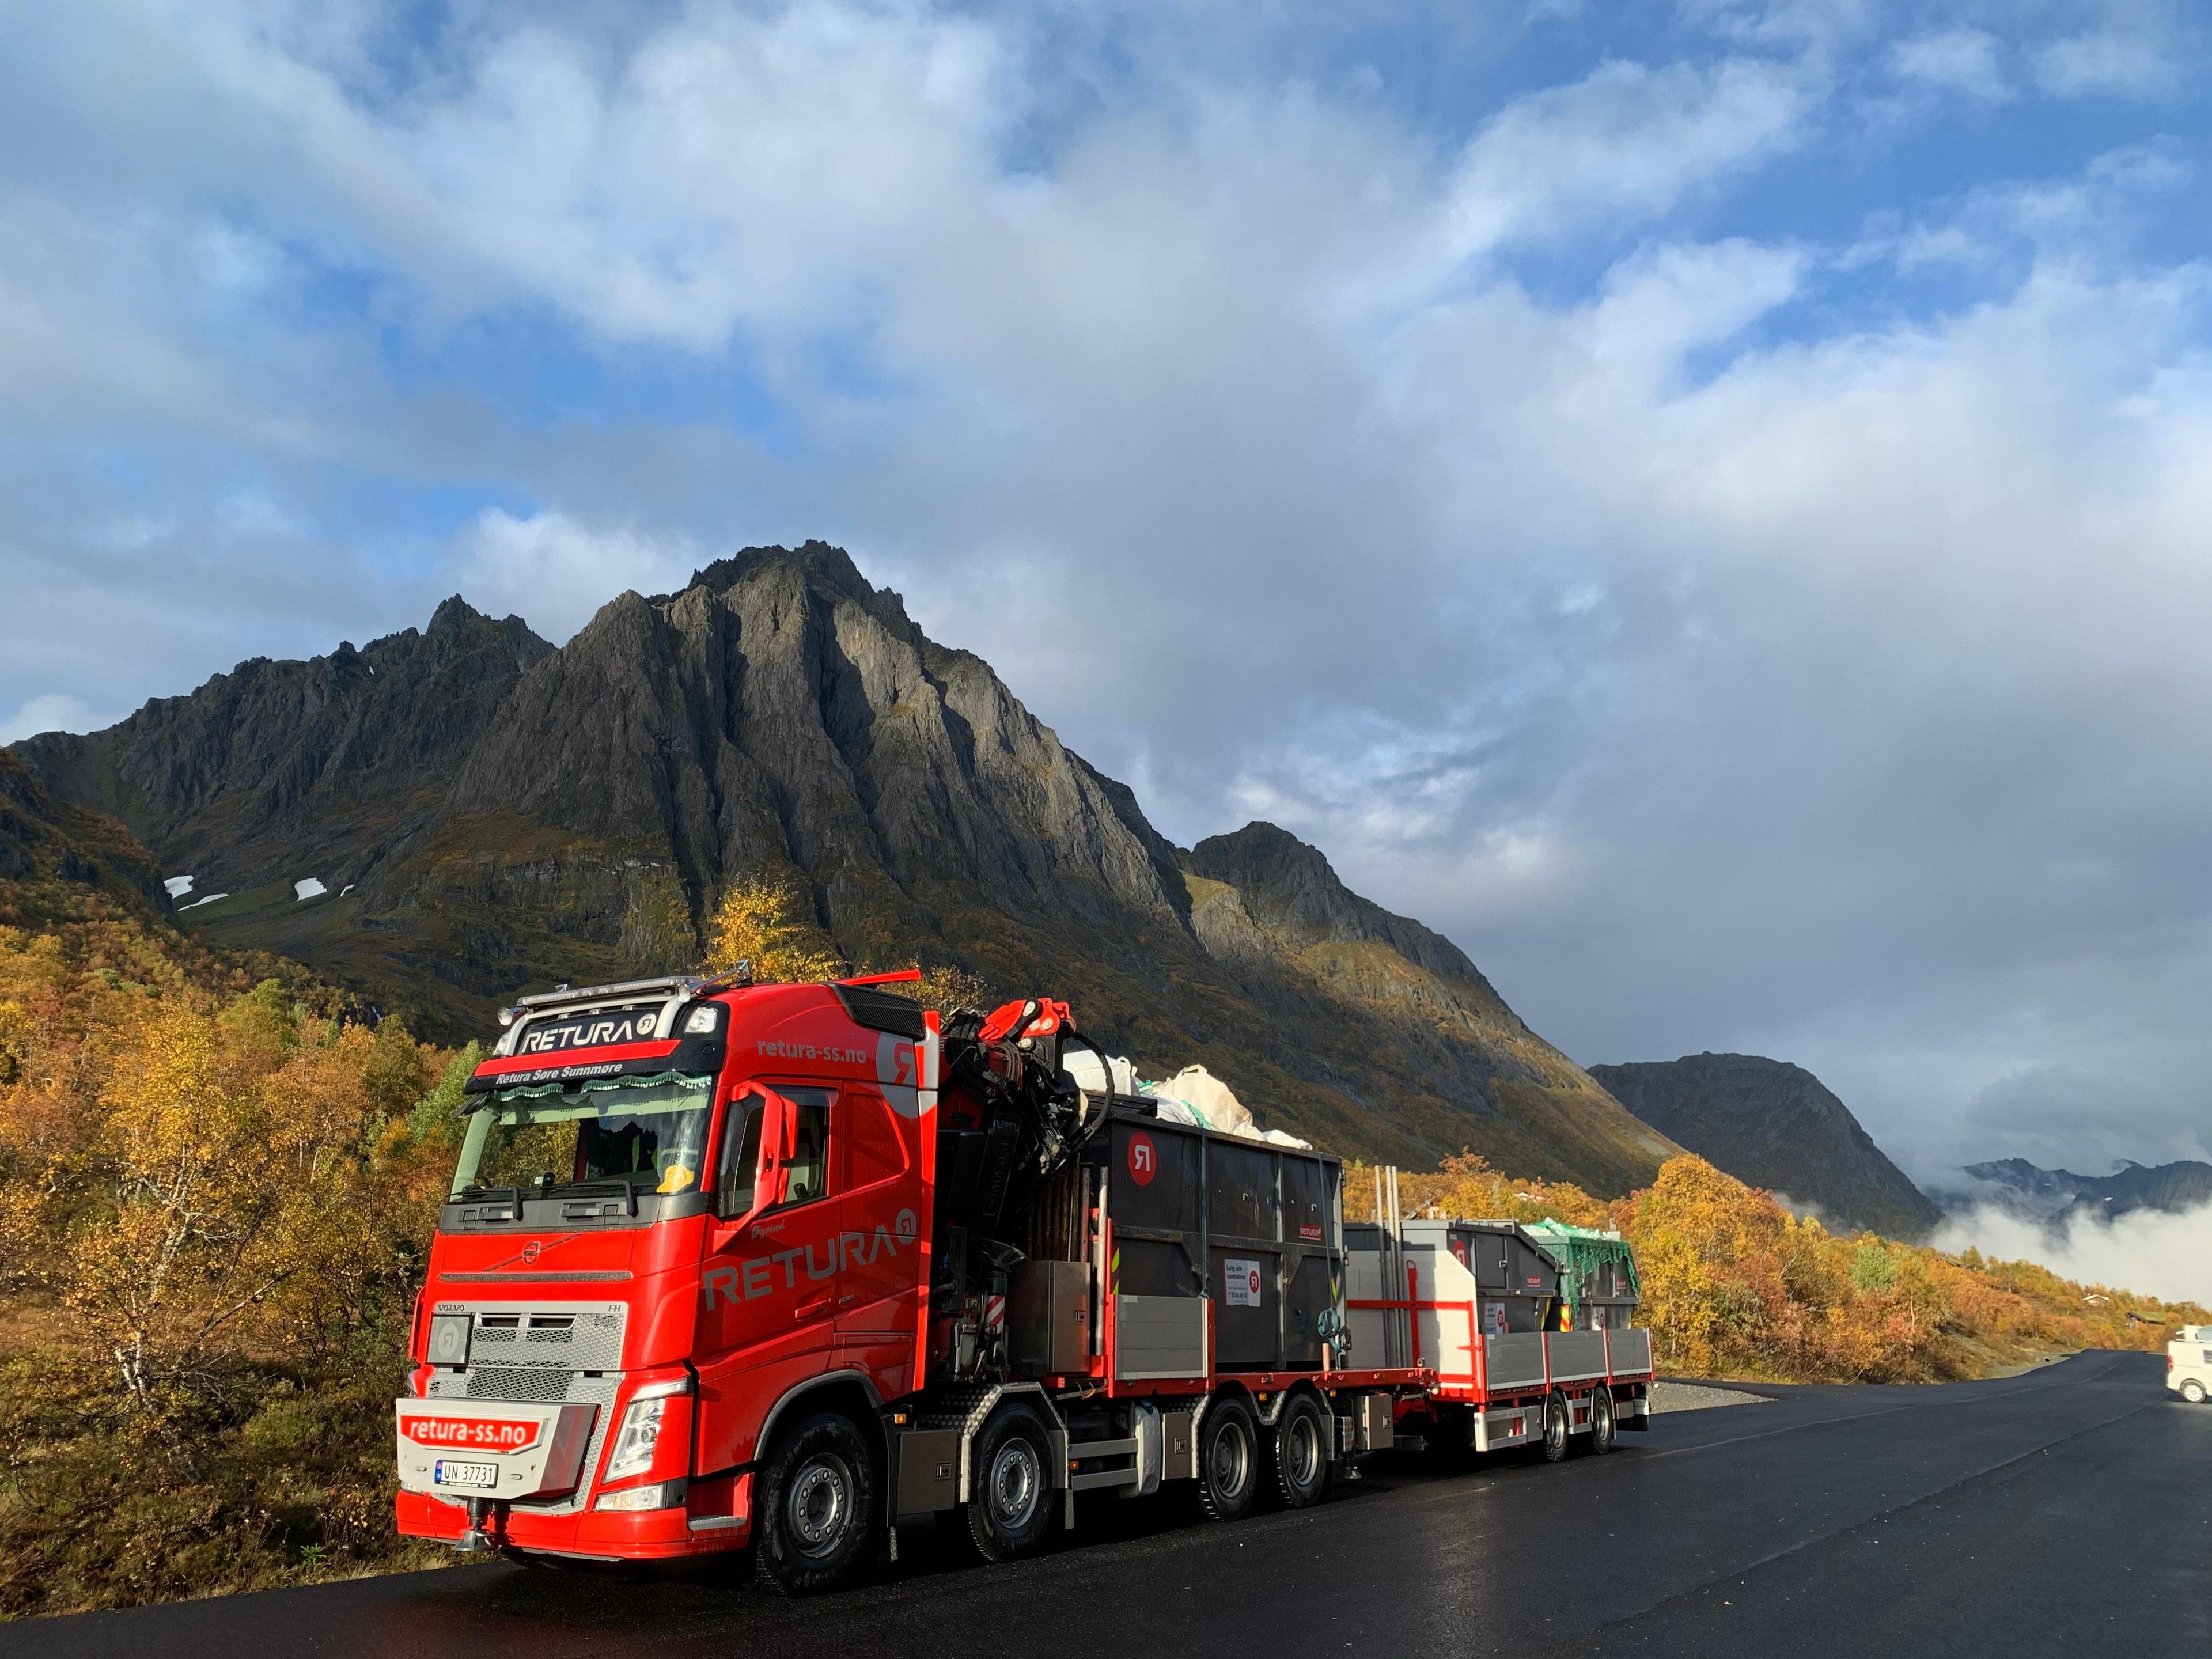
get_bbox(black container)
[1094,1107,1342,1372]
[1346,1219,1563,1334]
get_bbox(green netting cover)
[1524,1221,1641,1302]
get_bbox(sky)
[3,0,2211,1188]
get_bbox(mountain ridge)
[8,541,1675,1189]
[1590,1051,1941,1237]
[1941,1157,2212,1224]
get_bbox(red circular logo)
[521,1241,541,1265]
[1126,1131,1156,1186]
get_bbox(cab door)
[694,1085,843,1475]
[832,1087,922,1398]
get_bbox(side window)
[774,1088,832,1209]
[715,1092,768,1219]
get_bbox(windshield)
[452,1072,713,1200]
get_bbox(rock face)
[9,541,1675,1187]
[0,750,171,928]
[1184,824,1676,1194]
[1944,1158,2212,1225]
[14,598,552,899]
[1590,1052,1941,1238]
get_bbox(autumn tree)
[700,873,992,1011]
[701,873,847,983]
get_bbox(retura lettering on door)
[701,1208,919,1309]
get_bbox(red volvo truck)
[394,970,1652,1590]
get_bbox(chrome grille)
[467,1365,572,1403]
[423,1299,630,1516]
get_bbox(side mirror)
[717,1089,794,1225]
[764,1094,800,1206]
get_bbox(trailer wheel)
[1268,1395,1332,1509]
[2183,1379,2207,1404]
[1589,1389,1616,1455]
[755,1411,877,1596]
[1540,1392,1570,1463]
[1197,1398,1260,1522]
[964,1403,1056,1563]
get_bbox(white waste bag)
[1060,1049,1142,1097]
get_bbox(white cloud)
[1933,1202,2212,1308]
[2033,29,2183,100]
[1890,28,2009,102]
[1426,56,1815,282]
[5,1,2212,1193]
[454,509,700,643]
[0,692,110,745]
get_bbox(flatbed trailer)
[392,973,1652,1590]
[1349,1216,1656,1457]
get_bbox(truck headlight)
[603,1397,666,1482]
[594,1478,688,1513]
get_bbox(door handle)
[795,1294,835,1319]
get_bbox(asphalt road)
[12,1350,2205,1659]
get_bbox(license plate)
[434,1459,500,1490]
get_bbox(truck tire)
[1540,1391,1570,1463]
[1268,1395,1332,1509]
[2182,1379,2207,1404]
[1589,1388,1616,1455]
[1197,1397,1260,1522]
[964,1403,1055,1562]
[755,1411,877,1596]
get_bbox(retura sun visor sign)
[465,1001,726,1093]
[515,1005,664,1055]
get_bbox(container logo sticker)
[1225,1257,1263,1308]
[1126,1131,1157,1187]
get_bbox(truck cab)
[394,972,939,1569]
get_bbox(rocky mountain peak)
[7,539,1680,1188]
[679,541,923,649]
[1184,820,1500,997]
[1590,1052,1941,1238]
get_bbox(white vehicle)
[2169,1326,2212,1403]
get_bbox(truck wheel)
[964,1403,1055,1563]
[755,1411,877,1596]
[1540,1392,1570,1463]
[1589,1389,1617,1455]
[1268,1395,1332,1509]
[2183,1379,2207,1404]
[1197,1397,1259,1522]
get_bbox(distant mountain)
[1589,1052,1941,1238]
[9,543,1678,1190]
[1942,1158,2212,1225]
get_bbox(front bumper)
[395,1399,600,1501]
[396,1485,751,1560]
[395,1393,752,1559]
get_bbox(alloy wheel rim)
[1212,1419,1252,1497]
[789,1454,852,1556]
[1286,1415,1321,1487]
[990,1437,1041,1528]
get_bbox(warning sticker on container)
[1225,1258,1263,1307]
